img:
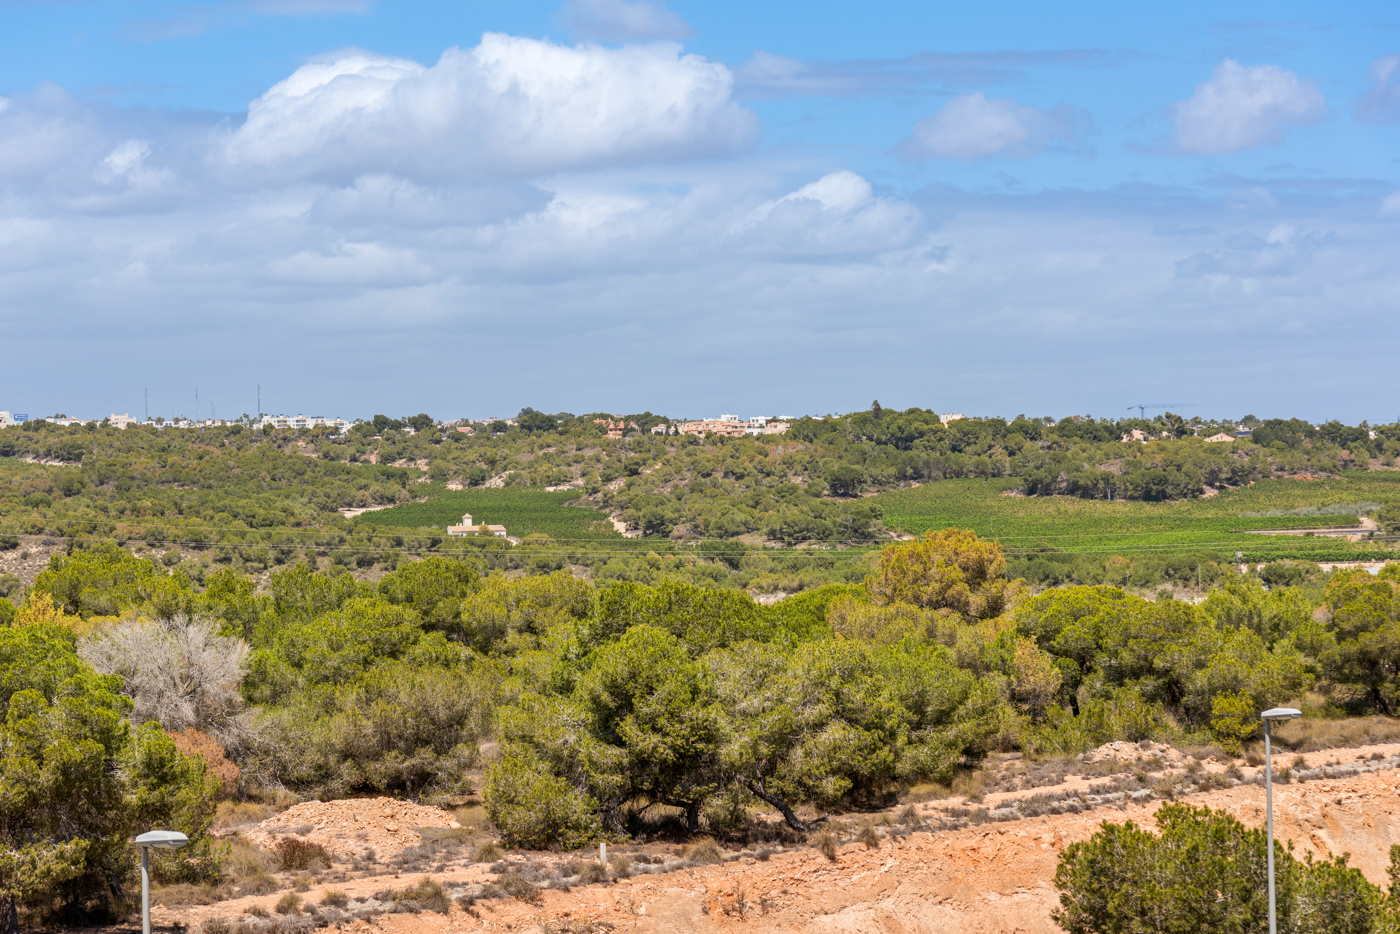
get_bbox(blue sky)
[1,0,1398,423]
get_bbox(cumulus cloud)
[895,92,1087,161]
[557,0,693,42]
[741,171,922,254]
[1358,54,1400,124]
[1173,60,1325,155]
[220,35,756,182]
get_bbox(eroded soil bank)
[147,750,1400,934]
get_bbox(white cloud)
[1380,191,1400,219]
[557,0,693,42]
[896,92,1086,161]
[777,171,873,212]
[1173,60,1325,155]
[220,35,756,182]
[740,171,923,255]
[96,140,151,182]
[1358,54,1400,124]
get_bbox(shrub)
[1054,804,1378,933]
[483,752,602,850]
[275,893,302,915]
[1210,690,1259,754]
[857,825,881,849]
[473,841,503,863]
[169,729,241,799]
[319,890,349,909]
[272,838,331,872]
[0,626,221,925]
[78,618,252,750]
[812,831,839,861]
[251,658,490,797]
[203,918,232,934]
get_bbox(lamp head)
[134,830,189,849]
[1260,707,1302,722]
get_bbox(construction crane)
[1126,403,1195,419]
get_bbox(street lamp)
[1261,707,1302,934]
[133,831,188,934]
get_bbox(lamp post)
[1261,707,1302,934]
[133,831,188,934]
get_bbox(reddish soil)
[154,744,1400,934]
[245,798,461,860]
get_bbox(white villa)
[446,513,507,538]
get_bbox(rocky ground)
[122,741,1400,934]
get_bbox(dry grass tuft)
[215,801,273,830]
[496,872,542,904]
[404,877,451,914]
[683,838,724,865]
[812,830,839,861]
[856,825,881,849]
[576,861,609,884]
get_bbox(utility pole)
[144,389,148,421]
[1262,707,1302,934]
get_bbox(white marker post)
[133,831,189,934]
[1260,708,1302,934]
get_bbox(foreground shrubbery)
[1055,804,1387,934]
[0,625,220,929]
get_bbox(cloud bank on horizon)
[0,0,1397,422]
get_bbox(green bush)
[0,625,219,927]
[1054,804,1379,934]
[253,659,492,797]
[483,751,602,850]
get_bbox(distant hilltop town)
[0,411,353,432]
[0,409,799,438]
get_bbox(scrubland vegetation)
[3,405,1400,929]
[5,521,1400,926]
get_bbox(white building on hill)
[446,513,508,538]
